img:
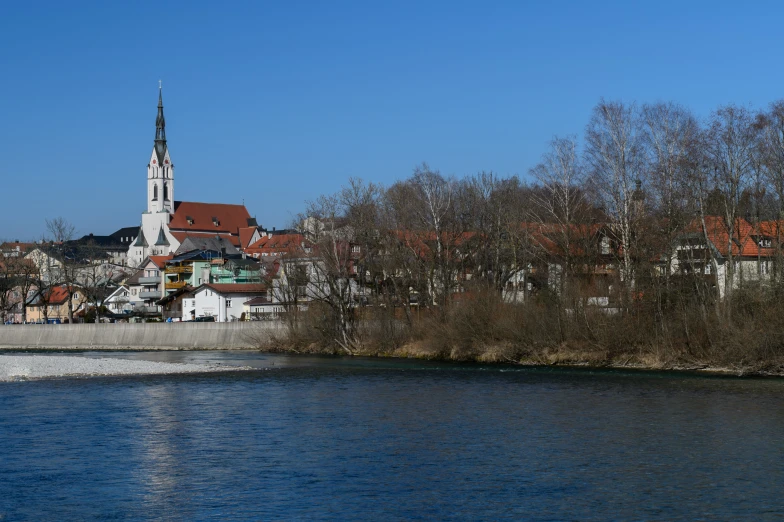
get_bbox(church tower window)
[164,183,169,201]
[153,185,158,201]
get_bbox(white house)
[104,285,141,315]
[192,283,267,322]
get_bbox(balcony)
[138,276,160,284]
[165,266,192,274]
[139,291,161,300]
[165,281,188,290]
[133,305,160,314]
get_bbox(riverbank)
[3,323,783,377]
[260,339,784,377]
[0,354,251,381]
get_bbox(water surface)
[1,351,782,520]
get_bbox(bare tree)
[704,104,759,308]
[529,136,589,295]
[45,217,80,322]
[755,100,784,285]
[585,100,647,307]
[298,193,360,353]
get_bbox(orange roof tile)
[238,227,258,248]
[147,255,173,268]
[245,233,312,256]
[169,201,251,236]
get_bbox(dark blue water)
[1,352,783,520]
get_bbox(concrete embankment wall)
[0,322,284,350]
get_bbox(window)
[352,245,361,253]
[226,299,232,307]
[601,236,611,255]
[163,183,169,201]
[152,185,158,201]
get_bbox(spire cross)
[159,79,162,89]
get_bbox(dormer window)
[186,216,194,225]
[759,238,772,248]
[212,217,220,227]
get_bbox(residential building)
[104,285,138,316]
[132,255,172,315]
[26,285,88,323]
[0,241,35,258]
[192,283,267,322]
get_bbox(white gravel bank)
[0,355,249,381]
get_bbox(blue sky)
[2,1,784,240]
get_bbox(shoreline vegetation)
[248,297,784,378]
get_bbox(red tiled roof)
[198,283,267,294]
[238,227,258,249]
[169,201,251,236]
[37,285,78,306]
[0,241,35,253]
[147,255,174,268]
[684,216,763,257]
[245,233,312,256]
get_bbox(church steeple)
[154,83,167,165]
[147,83,174,214]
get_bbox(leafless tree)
[704,104,759,308]
[585,100,648,307]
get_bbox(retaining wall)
[0,322,284,350]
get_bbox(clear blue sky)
[2,0,784,240]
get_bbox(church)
[128,87,258,267]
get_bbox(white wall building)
[192,283,267,322]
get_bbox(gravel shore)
[0,354,249,381]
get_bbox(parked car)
[193,316,215,322]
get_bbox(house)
[158,286,195,321]
[667,216,776,298]
[26,285,88,323]
[129,255,172,316]
[192,283,267,321]
[24,247,64,284]
[162,249,261,296]
[0,241,35,258]
[104,285,139,316]
[67,227,139,266]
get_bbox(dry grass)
[252,285,784,375]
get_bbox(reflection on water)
[1,352,783,520]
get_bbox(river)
[1,351,782,520]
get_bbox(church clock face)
[152,159,157,165]
[165,159,169,164]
